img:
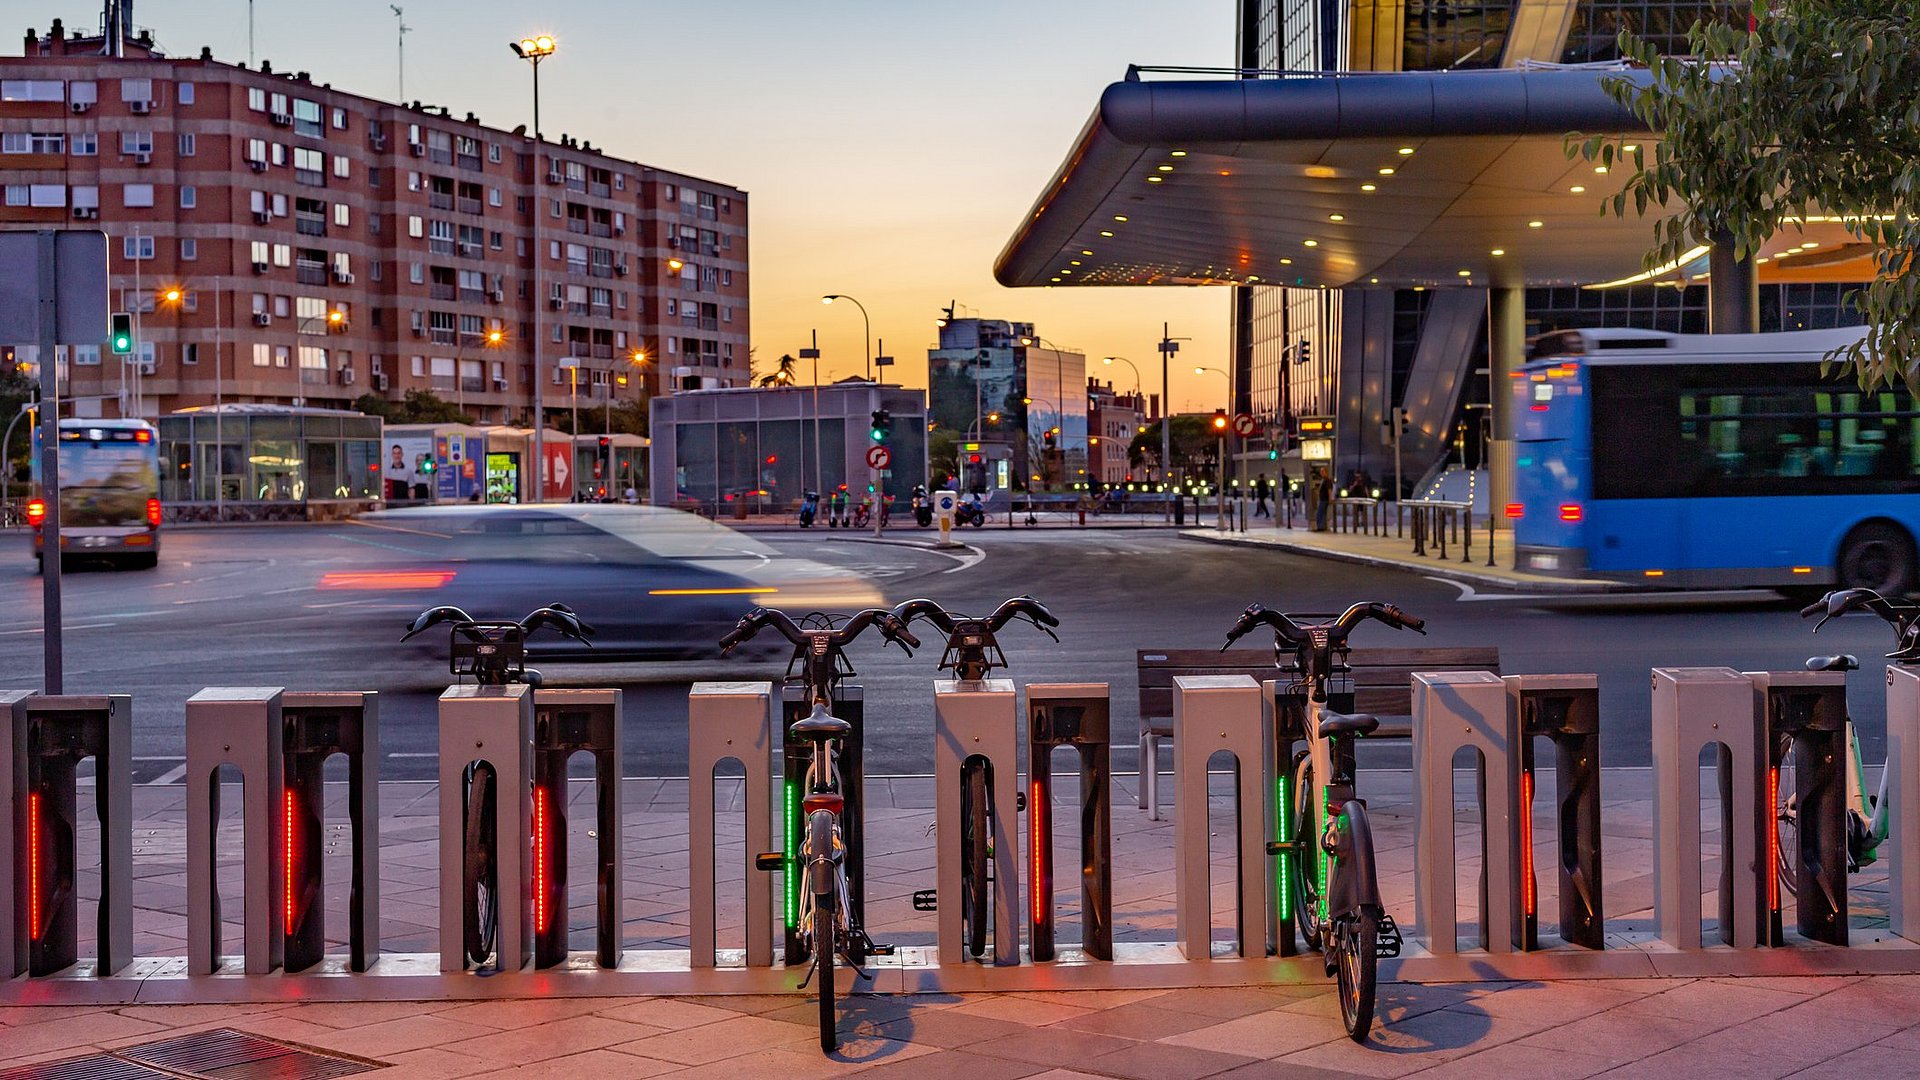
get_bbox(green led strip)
[1275,774,1292,920]
[1320,793,1332,926]
[783,778,797,929]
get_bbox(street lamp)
[510,31,556,499]
[453,327,505,418]
[821,294,871,381]
[1194,366,1232,529]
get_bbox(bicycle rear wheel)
[809,810,839,1053]
[1335,908,1379,1042]
[963,763,991,958]
[1775,737,1799,899]
[462,762,499,966]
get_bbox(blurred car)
[327,504,882,660]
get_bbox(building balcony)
[294,218,327,237]
[295,264,327,286]
[457,197,483,215]
[430,328,456,345]
[430,283,458,301]
[299,368,331,386]
[428,193,454,211]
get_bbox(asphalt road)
[0,523,1899,781]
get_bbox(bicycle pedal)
[912,889,938,912]
[867,943,896,956]
[1376,913,1403,959]
[1266,840,1303,855]
[753,852,784,872]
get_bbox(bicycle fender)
[1329,799,1385,913]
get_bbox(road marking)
[146,762,188,786]
[0,621,117,636]
[937,544,986,574]
[388,752,438,758]
[133,755,184,762]
[1427,578,1555,602]
[264,585,313,595]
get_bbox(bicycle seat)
[790,708,852,741]
[1806,654,1860,672]
[1319,711,1379,738]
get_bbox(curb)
[1180,529,1641,594]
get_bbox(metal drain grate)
[0,1057,176,1080]
[114,1029,381,1080]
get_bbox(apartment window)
[270,142,285,165]
[332,155,349,179]
[293,147,325,185]
[1,80,64,102]
[488,142,501,163]
[69,80,96,106]
[273,294,291,317]
[427,129,452,165]
[72,185,98,210]
[332,106,348,130]
[179,185,195,208]
[177,132,195,156]
[120,78,153,103]
[251,241,270,264]
[182,343,198,365]
[4,184,64,207]
[411,355,426,377]
[123,183,155,208]
[123,235,155,260]
[614,173,624,191]
[73,345,101,366]
[428,219,455,255]
[245,137,267,163]
[178,82,194,105]
[721,269,733,286]
[455,135,480,168]
[253,343,272,367]
[488,187,501,207]
[273,243,292,267]
[490,230,503,250]
[2,132,64,154]
[663,184,675,200]
[270,91,288,114]
[407,215,423,238]
[119,130,154,155]
[247,87,267,111]
[409,262,424,284]
[371,261,383,282]
[71,131,96,155]
[180,238,198,260]
[334,203,350,227]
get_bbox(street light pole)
[822,294,871,381]
[510,33,556,500]
[1195,365,1231,530]
[1157,324,1185,523]
[801,332,822,501]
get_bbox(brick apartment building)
[1,11,749,422]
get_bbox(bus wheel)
[1838,522,1917,596]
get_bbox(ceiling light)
[1803,241,1820,248]
[1146,176,1163,183]
[1061,269,1072,274]
[1329,214,1344,222]
[1397,146,1415,156]
[1457,269,1472,277]
[1100,230,1114,236]
[1360,184,1376,192]
[1280,258,1292,265]
[1069,261,1081,266]
[1247,276,1260,282]
[1623,144,1639,152]
[1594,165,1608,174]
[1050,277,1060,282]
[1081,249,1093,255]
[1170,150,1187,157]
[1529,220,1544,228]
[1113,215,1128,222]
[1157,164,1174,172]
[1369,277,1379,284]
[1218,170,1231,176]
[1303,239,1318,247]
[1570,185,1586,194]
[1491,249,1505,256]
[1378,167,1395,176]
[1755,256,1770,263]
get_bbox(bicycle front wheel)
[462,762,499,967]
[1775,736,1799,900]
[1290,751,1323,951]
[809,810,839,1053]
[963,763,991,958]
[1335,908,1379,1042]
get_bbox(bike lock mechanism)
[1508,675,1604,952]
[1753,671,1849,947]
[530,690,623,969]
[1027,685,1113,962]
[4,693,133,978]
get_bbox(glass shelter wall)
[158,410,382,505]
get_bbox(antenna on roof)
[390,6,410,102]
[247,0,254,67]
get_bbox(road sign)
[866,445,891,470]
[1231,413,1256,437]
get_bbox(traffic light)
[870,409,892,442]
[598,436,611,450]
[1043,427,1057,451]
[419,458,436,474]
[1211,409,1229,435]
[109,312,134,355]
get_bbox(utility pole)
[390,6,410,102]
[1157,323,1185,524]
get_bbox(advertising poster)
[384,434,433,501]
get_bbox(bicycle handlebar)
[1220,600,1425,652]
[1800,587,1920,661]
[718,607,920,656]
[401,603,595,645]
[891,596,1062,640]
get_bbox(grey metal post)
[36,232,62,693]
[1651,667,1765,949]
[688,681,776,968]
[1890,667,1920,941]
[1171,674,1267,960]
[933,678,1022,966]
[185,687,284,975]
[439,684,533,972]
[1410,671,1516,954]
[1708,236,1760,334]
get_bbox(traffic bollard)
[438,684,533,973]
[1652,668,1766,950]
[185,688,284,976]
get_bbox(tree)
[1128,415,1217,482]
[1577,4,1920,390]
[758,354,798,387]
[353,390,471,425]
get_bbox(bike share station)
[20,620,1920,1001]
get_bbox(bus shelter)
[157,405,382,522]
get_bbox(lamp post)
[1101,355,1142,491]
[510,32,555,499]
[454,327,504,418]
[1157,324,1188,523]
[801,333,822,502]
[1195,365,1231,529]
[822,294,871,381]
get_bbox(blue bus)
[1511,327,1920,592]
[29,418,163,571]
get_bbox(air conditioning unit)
[333,270,354,285]
[136,360,156,375]
[492,377,508,391]
[614,261,627,276]
[667,236,680,249]
[253,210,272,224]
[248,159,267,173]
[339,367,356,385]
[132,152,151,166]
[129,99,152,114]
[70,100,92,114]
[72,207,97,220]
[252,313,273,327]
[548,298,564,310]
[408,143,425,157]
[373,372,389,391]
[270,111,292,126]
[614,224,624,236]
[490,289,505,303]
[410,324,424,337]
[547,170,563,184]
[252,261,270,274]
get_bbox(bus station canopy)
[993,68,1870,292]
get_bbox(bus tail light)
[25,499,45,526]
[1558,503,1583,522]
[146,498,162,527]
[1505,503,1524,519]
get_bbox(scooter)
[798,490,819,528]
[827,489,848,528]
[912,486,933,528]
[954,495,988,528]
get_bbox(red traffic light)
[968,454,982,464]
[1211,410,1229,432]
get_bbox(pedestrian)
[1253,472,1271,518]
[1314,468,1334,531]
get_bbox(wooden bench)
[1134,645,1501,818]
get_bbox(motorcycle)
[911,486,933,528]
[798,489,819,528]
[954,495,988,528]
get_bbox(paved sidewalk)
[1181,524,1635,594]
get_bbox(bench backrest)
[1136,646,1501,725]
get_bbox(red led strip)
[283,789,297,935]
[532,786,550,935]
[1767,767,1781,913]
[29,790,42,940]
[1029,779,1047,925]
[1521,771,1536,917]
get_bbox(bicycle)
[1221,600,1424,1042]
[401,602,594,969]
[1775,588,1920,898]
[720,606,918,1053]
[892,595,1060,958]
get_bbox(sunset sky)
[90,0,1237,411]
